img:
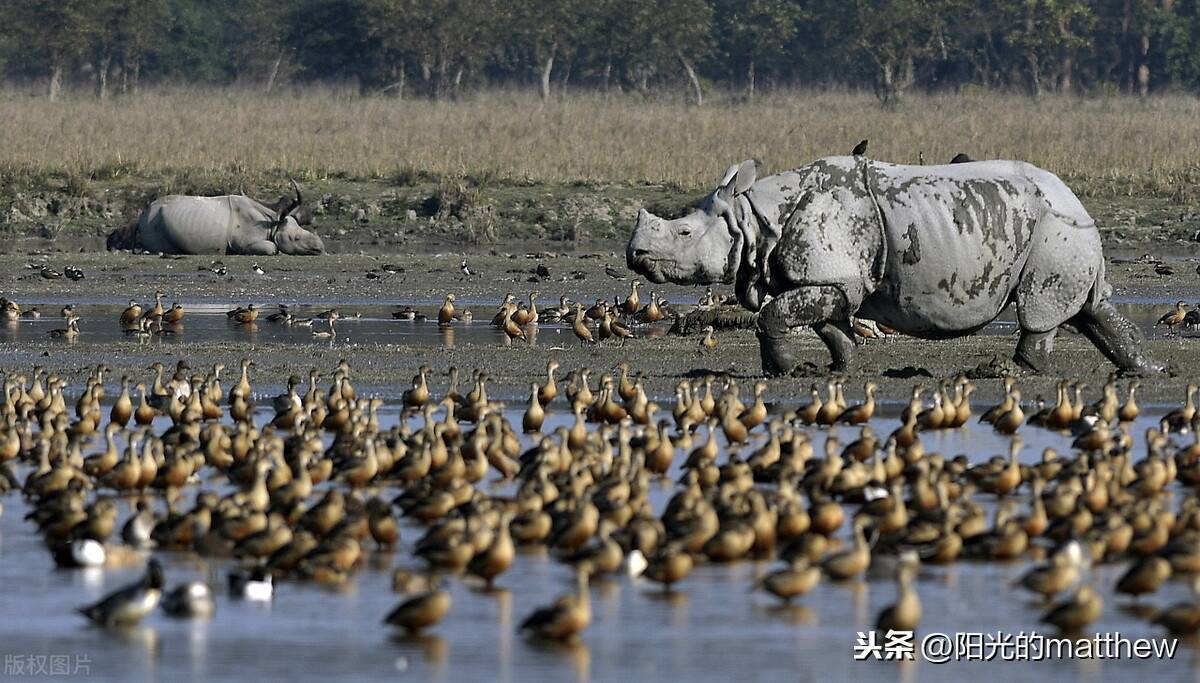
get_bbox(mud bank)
[1,248,1198,406]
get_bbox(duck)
[622,280,641,314]
[312,318,337,340]
[121,500,156,548]
[1118,380,1140,422]
[266,305,294,323]
[992,390,1024,434]
[519,569,591,641]
[467,512,515,588]
[501,307,528,344]
[536,360,560,406]
[875,555,922,632]
[77,558,164,627]
[161,581,216,619]
[0,297,20,321]
[1040,585,1103,633]
[163,303,185,324]
[643,543,694,591]
[637,293,665,323]
[438,294,456,325]
[48,316,80,340]
[51,535,107,568]
[604,311,634,345]
[228,566,273,601]
[384,578,452,634]
[1115,556,1171,601]
[366,497,401,549]
[838,381,877,425]
[1156,300,1188,327]
[1162,384,1198,433]
[513,291,539,326]
[523,383,545,433]
[756,560,821,603]
[227,304,258,324]
[571,304,595,345]
[796,385,822,424]
[821,516,871,580]
[1151,576,1200,635]
[738,380,769,429]
[697,326,718,354]
[392,305,417,321]
[977,437,1023,497]
[143,290,166,321]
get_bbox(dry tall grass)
[2,87,1198,195]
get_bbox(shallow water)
[1,398,1198,683]
[3,301,1194,350]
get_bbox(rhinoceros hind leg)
[814,321,858,372]
[1014,328,1058,373]
[1070,299,1166,374]
[756,327,796,378]
[756,285,855,376]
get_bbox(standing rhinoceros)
[627,156,1162,375]
[107,181,324,255]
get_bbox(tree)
[1161,0,1200,89]
[7,0,93,99]
[715,0,805,99]
[841,0,949,104]
[232,0,296,91]
[600,0,712,103]
[1003,0,1094,96]
[507,0,580,100]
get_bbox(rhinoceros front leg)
[756,285,857,376]
[240,240,279,256]
[1070,299,1166,374]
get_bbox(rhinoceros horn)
[272,179,303,240]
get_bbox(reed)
[1,86,1197,197]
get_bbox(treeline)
[1,0,1199,103]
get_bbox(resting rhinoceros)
[107,182,324,255]
[627,156,1162,375]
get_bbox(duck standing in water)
[519,569,592,641]
[162,581,216,619]
[385,577,451,634]
[229,566,274,601]
[78,559,165,627]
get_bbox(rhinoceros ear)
[717,160,757,201]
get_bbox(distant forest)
[1,0,1198,103]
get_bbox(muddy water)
[3,302,1194,350]
[1,399,1197,683]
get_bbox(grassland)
[1,87,1198,245]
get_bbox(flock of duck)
[6,288,1189,358]
[4,352,1200,646]
[2,280,690,347]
